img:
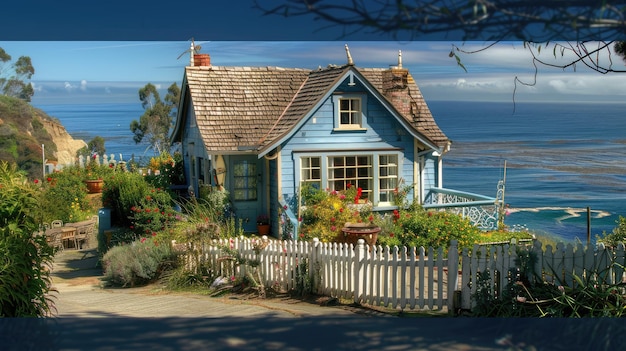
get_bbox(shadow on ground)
[3,316,626,351]
[52,249,102,281]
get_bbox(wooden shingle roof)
[184,65,310,151]
[181,63,449,153]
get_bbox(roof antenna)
[345,44,354,66]
[398,50,403,69]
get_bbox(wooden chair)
[51,220,63,228]
[46,228,64,252]
[74,220,96,249]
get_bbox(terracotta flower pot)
[341,222,381,247]
[85,179,104,194]
[257,224,270,235]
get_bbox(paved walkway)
[50,249,367,319]
[2,248,563,351]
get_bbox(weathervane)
[177,38,202,66]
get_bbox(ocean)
[34,100,626,243]
[35,103,154,164]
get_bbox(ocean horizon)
[33,99,626,244]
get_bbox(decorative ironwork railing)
[423,187,500,230]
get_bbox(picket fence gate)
[189,237,626,313]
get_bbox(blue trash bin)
[98,208,111,235]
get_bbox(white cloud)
[80,80,87,91]
[64,82,74,91]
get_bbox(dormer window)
[340,98,361,126]
[334,94,367,130]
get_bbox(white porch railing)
[423,187,501,230]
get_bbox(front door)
[229,155,262,232]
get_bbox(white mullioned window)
[300,156,322,190]
[339,97,362,127]
[233,160,257,201]
[378,154,399,205]
[328,155,372,201]
[298,152,400,207]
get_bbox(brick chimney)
[193,53,211,66]
[383,51,410,116]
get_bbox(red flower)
[347,183,352,189]
[47,177,52,182]
[368,215,374,222]
[140,237,146,243]
[283,205,288,210]
[34,179,39,184]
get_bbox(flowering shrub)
[256,214,269,225]
[145,151,185,189]
[39,166,92,223]
[299,184,373,242]
[375,206,481,251]
[129,187,177,237]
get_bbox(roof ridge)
[258,75,310,145]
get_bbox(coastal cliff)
[41,118,87,166]
[0,95,86,178]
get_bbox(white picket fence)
[190,237,626,313]
[458,240,626,310]
[195,237,461,312]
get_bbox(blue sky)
[1,40,625,105]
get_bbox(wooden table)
[46,226,78,249]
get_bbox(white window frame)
[300,156,322,190]
[333,94,367,130]
[328,155,372,202]
[295,151,401,208]
[377,154,399,206]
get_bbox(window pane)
[378,155,398,204]
[233,160,257,201]
[328,154,372,199]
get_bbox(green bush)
[102,238,175,287]
[0,161,56,317]
[128,187,176,237]
[597,215,626,249]
[375,207,481,251]
[102,172,151,227]
[40,166,91,223]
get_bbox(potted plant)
[256,214,270,235]
[84,172,104,193]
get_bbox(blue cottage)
[171,47,455,237]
